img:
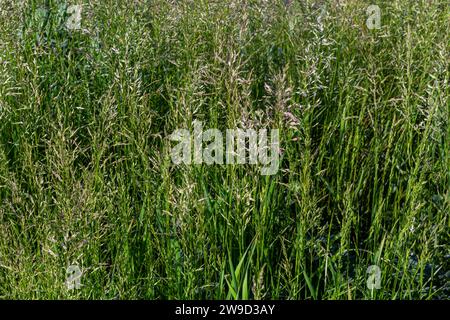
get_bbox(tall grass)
[0,0,448,299]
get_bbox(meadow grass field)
[0,0,448,299]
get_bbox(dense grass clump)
[0,0,448,299]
